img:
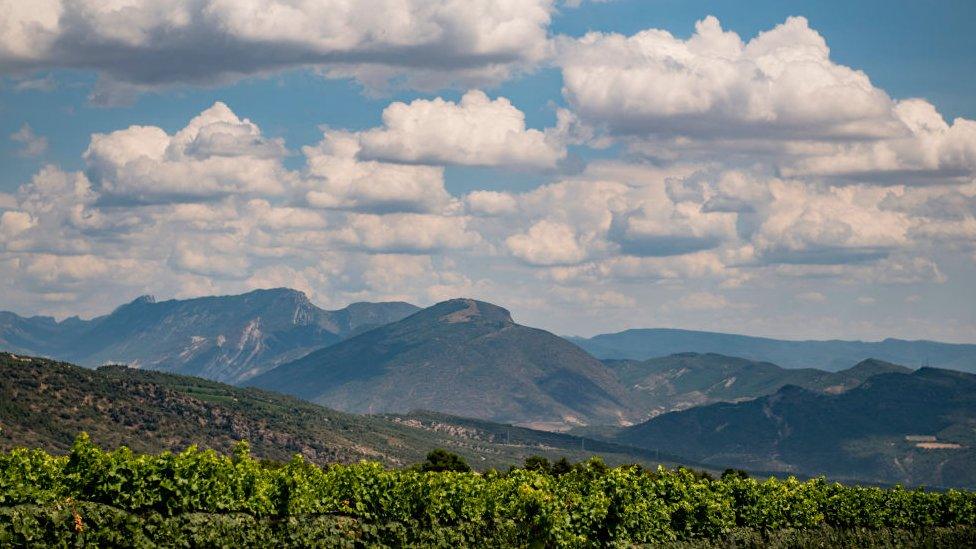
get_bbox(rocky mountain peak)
[435,298,513,325]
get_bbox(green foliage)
[721,468,750,480]
[420,449,471,473]
[552,457,573,476]
[523,455,551,474]
[2,435,976,546]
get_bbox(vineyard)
[2,435,976,547]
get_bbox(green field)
[2,435,975,547]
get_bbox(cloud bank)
[1,12,975,340]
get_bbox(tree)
[551,457,573,476]
[721,468,750,480]
[523,455,551,474]
[420,449,471,472]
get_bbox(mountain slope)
[0,311,90,355]
[608,353,910,417]
[0,352,688,471]
[614,367,976,488]
[250,298,640,429]
[0,288,419,383]
[571,328,976,372]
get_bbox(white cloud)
[0,0,555,101]
[557,16,976,186]
[464,190,519,216]
[774,255,946,285]
[550,286,636,309]
[784,99,976,182]
[559,16,899,141]
[169,239,250,278]
[9,123,48,156]
[84,102,291,203]
[609,197,738,257]
[0,70,973,341]
[357,90,566,169]
[0,210,35,239]
[668,291,748,312]
[796,291,826,303]
[506,220,588,266]
[547,251,730,284]
[751,180,911,264]
[336,213,481,254]
[303,132,454,214]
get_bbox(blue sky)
[1,0,974,342]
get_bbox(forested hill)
[250,298,640,429]
[615,367,976,488]
[0,352,684,471]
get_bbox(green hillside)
[0,352,677,471]
[615,367,976,488]
[250,299,640,429]
[608,353,909,417]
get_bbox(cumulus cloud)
[0,88,976,338]
[506,220,588,266]
[559,16,899,141]
[464,190,519,216]
[303,132,454,214]
[336,213,482,254]
[9,123,48,156]
[357,91,566,169]
[0,102,489,315]
[556,16,976,185]
[750,180,911,264]
[84,102,291,203]
[0,210,35,239]
[783,99,976,182]
[609,199,737,257]
[0,0,555,102]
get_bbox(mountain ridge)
[249,298,641,429]
[0,288,419,383]
[612,366,976,488]
[571,328,976,372]
[0,352,691,471]
[606,353,910,417]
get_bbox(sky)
[1,0,975,342]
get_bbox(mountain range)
[570,328,976,372]
[607,353,910,417]
[613,367,976,488]
[0,288,418,383]
[3,289,976,487]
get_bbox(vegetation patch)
[2,436,975,547]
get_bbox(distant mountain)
[570,328,976,372]
[250,298,641,429]
[608,353,910,417]
[0,352,686,471]
[0,288,419,383]
[614,367,976,488]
